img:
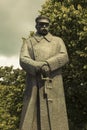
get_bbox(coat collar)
[33,32,53,42]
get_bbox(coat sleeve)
[20,38,46,75]
[46,38,69,72]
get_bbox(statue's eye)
[38,22,49,27]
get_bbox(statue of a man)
[19,15,69,130]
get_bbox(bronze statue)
[19,15,69,130]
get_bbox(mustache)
[41,28,48,35]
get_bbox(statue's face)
[36,19,49,35]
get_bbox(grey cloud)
[0,0,45,56]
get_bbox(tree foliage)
[0,66,25,86]
[40,0,87,129]
[0,66,25,130]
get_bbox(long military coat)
[19,33,69,130]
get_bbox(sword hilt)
[41,75,52,82]
[41,75,52,95]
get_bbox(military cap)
[35,15,50,23]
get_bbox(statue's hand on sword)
[41,63,50,77]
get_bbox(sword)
[41,75,53,130]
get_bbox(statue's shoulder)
[52,35,63,41]
[52,35,65,46]
[22,33,35,43]
[23,33,38,47]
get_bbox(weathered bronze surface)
[19,15,69,130]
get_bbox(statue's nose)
[43,24,46,27]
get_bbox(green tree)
[0,66,25,86]
[0,66,25,130]
[40,0,87,130]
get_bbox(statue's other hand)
[36,61,47,72]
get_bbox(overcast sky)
[0,0,45,68]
